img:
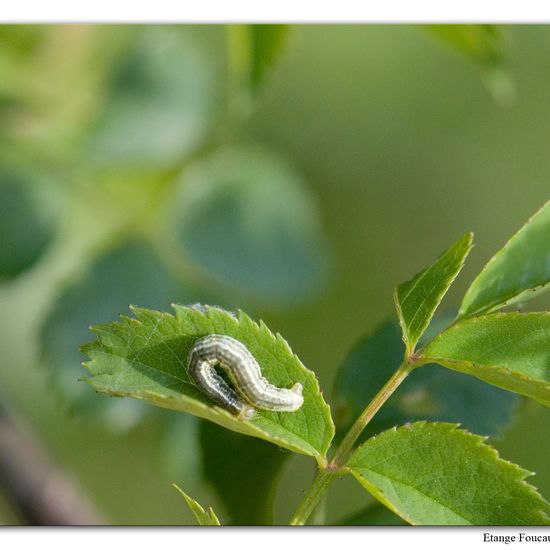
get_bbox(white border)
[2,0,550,23]
[1,527,550,550]
[1,5,549,549]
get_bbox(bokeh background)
[0,24,549,525]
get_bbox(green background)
[0,25,549,524]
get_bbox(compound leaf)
[333,319,519,444]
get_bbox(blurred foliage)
[0,24,549,525]
[226,25,290,117]
[424,25,515,107]
[169,145,328,301]
[41,240,190,430]
[249,26,290,91]
[0,23,332,525]
[426,25,503,68]
[0,161,59,279]
[199,421,288,525]
[88,27,216,169]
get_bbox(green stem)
[289,469,337,526]
[289,359,416,526]
[310,492,328,526]
[331,360,415,466]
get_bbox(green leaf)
[339,502,406,526]
[0,26,45,102]
[333,318,519,443]
[459,201,550,319]
[348,422,550,525]
[394,233,473,353]
[88,27,215,168]
[0,27,110,146]
[172,483,221,525]
[425,25,514,107]
[199,420,289,525]
[426,25,503,68]
[168,145,328,303]
[0,161,59,279]
[249,25,289,90]
[41,241,192,432]
[423,312,550,406]
[81,304,334,464]
[227,25,289,99]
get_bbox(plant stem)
[331,360,415,466]
[310,492,328,525]
[289,359,416,525]
[289,469,338,526]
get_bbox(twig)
[0,409,105,525]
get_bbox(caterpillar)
[188,334,304,420]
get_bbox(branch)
[0,409,105,525]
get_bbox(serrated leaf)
[172,483,221,525]
[459,201,550,319]
[394,233,473,353]
[199,420,288,525]
[81,304,334,464]
[348,422,550,525]
[333,318,519,444]
[169,146,328,303]
[422,312,550,406]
